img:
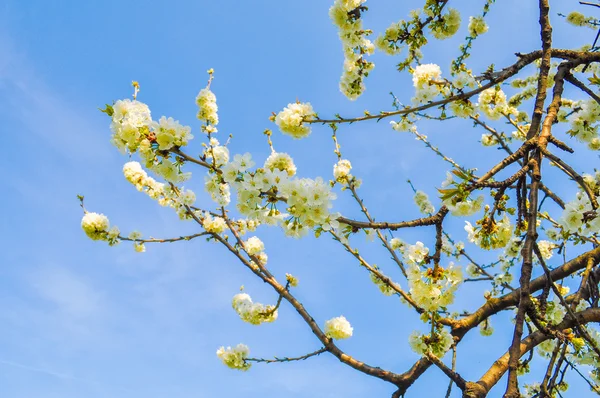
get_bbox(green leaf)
[99,104,114,116]
[589,74,600,86]
[437,188,458,201]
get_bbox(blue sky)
[1,1,599,397]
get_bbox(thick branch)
[338,206,448,231]
[475,308,600,397]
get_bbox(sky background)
[1,1,599,397]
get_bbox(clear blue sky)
[0,1,597,397]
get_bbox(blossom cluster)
[446,70,478,118]
[390,116,417,133]
[216,151,339,238]
[449,97,476,118]
[152,116,194,151]
[204,137,230,167]
[537,240,557,261]
[205,173,232,207]
[232,293,278,325]
[374,20,404,56]
[329,0,374,100]
[452,70,477,91]
[375,4,460,59]
[560,190,600,234]
[428,8,461,40]
[216,344,251,371]
[128,231,146,253]
[479,319,493,336]
[566,11,599,29]
[440,171,485,217]
[468,16,489,37]
[324,316,353,339]
[244,236,264,256]
[275,102,316,139]
[196,87,219,128]
[110,99,153,153]
[333,159,353,183]
[481,133,499,147]
[566,99,600,150]
[414,190,435,214]
[464,214,513,250]
[123,161,196,220]
[108,98,195,183]
[504,237,523,258]
[411,63,446,104]
[81,212,112,242]
[202,213,227,234]
[407,262,463,311]
[402,241,429,265]
[409,328,453,357]
[477,87,518,120]
[512,123,530,141]
[370,272,396,296]
[264,152,297,176]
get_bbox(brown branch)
[534,243,600,360]
[329,230,426,315]
[540,343,562,395]
[564,73,600,105]
[245,347,328,364]
[581,1,600,8]
[395,248,600,396]
[545,344,568,396]
[474,308,600,397]
[347,184,407,277]
[425,352,466,391]
[475,162,532,189]
[541,147,599,209]
[170,148,214,170]
[310,49,584,125]
[564,358,600,393]
[475,138,537,184]
[451,246,600,338]
[213,215,407,387]
[120,231,210,244]
[261,281,290,317]
[547,135,574,153]
[445,346,458,398]
[338,206,448,231]
[470,115,565,209]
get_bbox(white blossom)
[244,236,265,256]
[203,213,228,234]
[477,87,512,120]
[110,99,152,152]
[409,328,453,357]
[151,116,193,150]
[196,88,219,126]
[232,293,278,325]
[81,212,110,241]
[275,102,316,139]
[216,344,251,370]
[325,316,353,339]
[264,152,297,176]
[333,159,353,182]
[468,16,488,37]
